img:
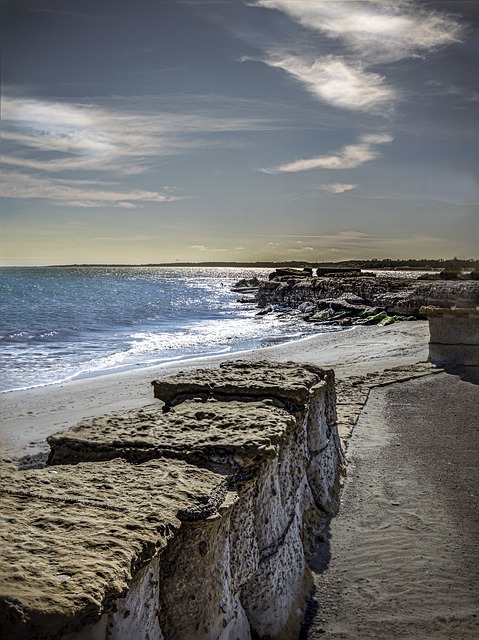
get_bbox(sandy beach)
[0,321,429,461]
[1,317,479,638]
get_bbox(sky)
[1,0,478,265]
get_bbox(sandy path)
[0,322,429,460]
[302,372,479,639]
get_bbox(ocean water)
[0,266,338,393]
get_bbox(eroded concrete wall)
[421,306,479,367]
[0,360,343,640]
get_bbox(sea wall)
[0,360,343,640]
[420,306,479,368]
[256,276,479,316]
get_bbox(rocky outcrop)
[268,267,313,280]
[256,275,479,317]
[1,360,343,640]
[420,306,479,368]
[230,276,260,293]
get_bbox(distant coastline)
[8,257,478,270]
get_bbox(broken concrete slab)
[151,359,330,411]
[0,457,230,640]
[47,399,296,474]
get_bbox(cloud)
[261,133,393,174]
[276,231,374,241]
[263,55,395,112]
[320,183,357,194]
[92,234,154,242]
[1,153,111,173]
[2,98,114,159]
[253,0,464,63]
[261,231,448,260]
[189,245,229,253]
[2,95,282,174]
[1,94,282,207]
[425,80,479,103]
[0,172,181,208]
[322,231,373,241]
[286,245,314,253]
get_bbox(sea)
[0,266,342,394]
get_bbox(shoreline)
[0,325,344,396]
[0,321,430,461]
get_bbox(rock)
[306,309,333,323]
[298,301,316,314]
[256,275,479,317]
[330,310,349,321]
[316,267,363,277]
[231,277,260,292]
[269,268,313,280]
[356,311,388,325]
[256,305,272,316]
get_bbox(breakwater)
[0,360,343,639]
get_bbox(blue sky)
[1,0,478,265]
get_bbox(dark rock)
[417,273,441,281]
[269,267,313,280]
[298,301,316,314]
[440,271,459,279]
[256,305,273,316]
[231,277,260,292]
[256,276,479,317]
[316,267,362,277]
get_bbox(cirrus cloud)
[263,55,395,113]
[0,171,182,209]
[261,133,393,174]
[1,94,282,208]
[320,183,357,194]
[253,0,464,63]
